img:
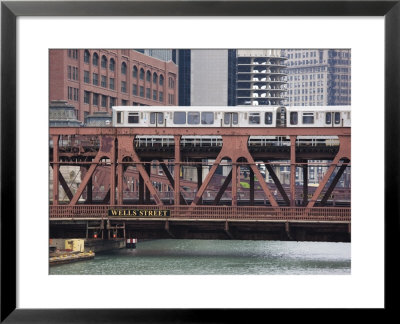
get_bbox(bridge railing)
[49,205,350,222]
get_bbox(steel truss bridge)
[49,126,351,242]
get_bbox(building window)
[146,70,151,82]
[73,88,79,101]
[101,75,107,88]
[140,68,145,80]
[67,66,72,79]
[140,86,144,97]
[93,73,98,86]
[146,87,150,99]
[168,94,175,105]
[93,93,99,106]
[67,87,72,100]
[122,99,128,106]
[109,58,115,71]
[133,66,138,78]
[92,52,99,66]
[132,84,137,96]
[153,72,158,84]
[101,95,107,107]
[84,50,90,63]
[109,97,116,108]
[121,81,127,93]
[153,90,157,100]
[84,91,90,104]
[84,71,90,83]
[109,78,115,90]
[159,91,163,102]
[168,77,175,89]
[101,55,107,69]
[121,62,127,75]
[159,74,164,86]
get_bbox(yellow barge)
[49,251,95,266]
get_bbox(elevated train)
[111,105,351,147]
[112,105,351,128]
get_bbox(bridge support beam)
[249,168,254,205]
[174,136,181,206]
[52,135,60,205]
[191,136,278,207]
[197,163,203,204]
[117,136,163,206]
[265,163,290,205]
[213,170,232,204]
[159,160,187,205]
[302,160,308,206]
[307,136,351,208]
[290,136,297,206]
[320,159,349,206]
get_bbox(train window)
[224,113,230,125]
[325,112,332,124]
[201,112,214,125]
[334,112,341,124]
[232,113,238,124]
[249,113,260,124]
[188,112,200,124]
[158,113,164,124]
[150,112,156,124]
[302,112,314,124]
[116,111,123,124]
[128,112,139,124]
[174,112,186,124]
[265,112,273,125]
[290,112,298,125]
[150,112,164,125]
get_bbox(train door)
[223,112,239,127]
[325,112,342,127]
[276,107,287,127]
[150,112,165,127]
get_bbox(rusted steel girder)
[50,127,351,137]
[264,164,290,205]
[307,136,351,208]
[52,135,59,205]
[50,127,350,209]
[158,160,187,205]
[117,136,163,206]
[290,136,297,206]
[213,170,233,204]
[191,136,278,207]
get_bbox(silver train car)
[112,106,351,128]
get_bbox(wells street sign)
[108,209,170,217]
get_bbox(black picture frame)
[1,0,398,322]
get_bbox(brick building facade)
[49,49,178,123]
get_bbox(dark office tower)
[228,49,237,106]
[178,49,191,106]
